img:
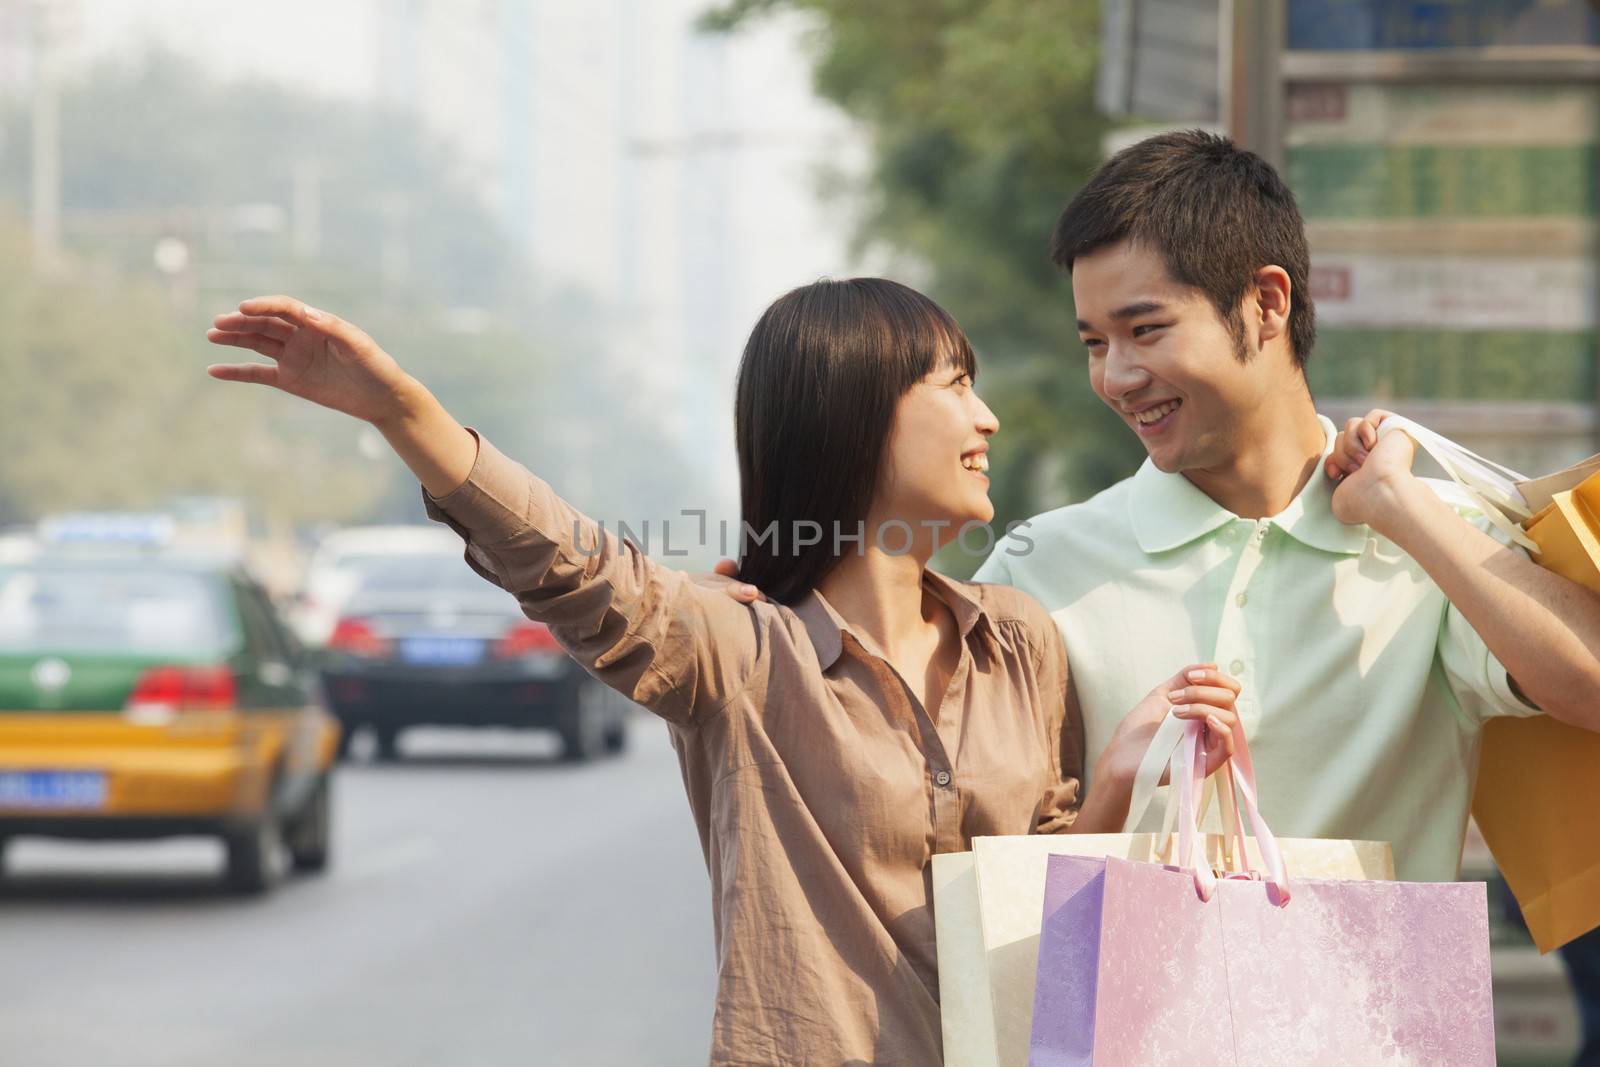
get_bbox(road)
[0,714,1584,1067]
[0,718,716,1067]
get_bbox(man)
[969,129,1600,880]
[714,131,1600,883]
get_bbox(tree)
[707,0,1145,573]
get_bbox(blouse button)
[934,770,952,787]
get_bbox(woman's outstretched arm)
[207,295,759,726]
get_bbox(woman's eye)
[952,374,972,388]
[1082,338,1105,352]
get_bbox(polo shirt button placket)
[1214,520,1269,732]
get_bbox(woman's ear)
[1252,265,1292,348]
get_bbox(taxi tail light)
[493,620,561,659]
[126,665,237,713]
[328,617,392,658]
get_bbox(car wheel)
[558,678,607,763]
[602,714,628,755]
[334,724,358,762]
[223,800,287,895]
[287,774,332,874]
[374,726,403,763]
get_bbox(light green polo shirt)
[973,415,1540,882]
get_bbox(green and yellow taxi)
[0,515,339,893]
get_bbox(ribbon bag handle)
[1174,726,1218,900]
[1135,712,1248,874]
[1171,717,1291,904]
[1155,743,1252,874]
[1122,709,1186,834]
[1376,415,1538,553]
[1215,757,1249,874]
[1187,756,1248,874]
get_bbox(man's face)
[1072,240,1274,475]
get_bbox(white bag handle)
[1123,709,1185,833]
[1125,709,1244,875]
[1125,708,1239,841]
[1375,414,1539,553]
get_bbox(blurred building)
[0,1,36,97]
[1100,0,1600,479]
[333,0,859,512]
[2,0,859,520]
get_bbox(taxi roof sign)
[38,512,178,547]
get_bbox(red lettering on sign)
[1309,265,1352,302]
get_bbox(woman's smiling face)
[874,354,999,546]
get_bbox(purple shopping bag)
[1029,719,1496,1066]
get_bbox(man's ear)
[1251,265,1292,348]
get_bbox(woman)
[206,278,1240,1065]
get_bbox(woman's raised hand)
[207,296,478,497]
[207,296,414,426]
[1103,664,1244,785]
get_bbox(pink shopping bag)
[1028,718,1495,1066]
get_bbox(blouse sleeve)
[422,431,761,727]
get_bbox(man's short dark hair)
[1050,130,1316,368]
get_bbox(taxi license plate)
[0,770,107,810]
[399,636,486,666]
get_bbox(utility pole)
[1225,0,1285,168]
[29,0,60,275]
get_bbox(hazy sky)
[61,0,863,511]
[76,0,384,98]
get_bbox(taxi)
[0,514,340,893]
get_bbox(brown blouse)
[424,433,1084,1066]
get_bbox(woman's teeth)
[962,453,989,473]
[1135,400,1181,425]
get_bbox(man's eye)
[1133,324,1169,338]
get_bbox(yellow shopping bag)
[1476,458,1600,953]
[1385,416,1600,953]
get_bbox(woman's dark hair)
[733,278,976,604]
[1050,129,1316,368]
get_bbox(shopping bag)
[937,838,1180,1067]
[935,712,1392,1067]
[1380,415,1600,951]
[1028,718,1495,1066]
[933,850,1001,1067]
[1521,454,1600,595]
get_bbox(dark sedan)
[318,552,629,762]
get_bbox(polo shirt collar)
[794,567,989,670]
[1128,414,1368,556]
